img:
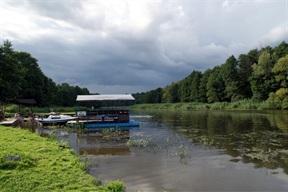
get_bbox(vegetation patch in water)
[186,129,288,173]
[127,136,153,147]
[0,126,124,192]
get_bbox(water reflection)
[34,128,131,156]
[77,132,130,156]
[149,111,288,174]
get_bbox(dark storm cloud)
[0,0,287,93]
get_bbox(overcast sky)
[0,0,287,93]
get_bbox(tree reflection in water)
[148,110,288,174]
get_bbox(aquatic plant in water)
[127,136,152,147]
[176,144,189,160]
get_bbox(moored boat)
[0,119,18,126]
[36,114,77,126]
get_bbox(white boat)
[36,115,77,125]
[0,119,17,126]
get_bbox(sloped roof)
[76,94,135,102]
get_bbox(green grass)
[0,126,124,192]
[3,104,89,116]
[131,99,288,111]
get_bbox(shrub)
[104,180,125,192]
[282,98,288,109]
[275,88,288,100]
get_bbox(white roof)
[76,94,135,101]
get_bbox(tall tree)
[250,50,275,100]
[15,52,46,105]
[133,41,288,104]
[198,69,211,102]
[0,41,90,106]
[238,54,253,98]
[179,71,202,102]
[0,41,22,102]
[206,67,225,103]
[272,41,288,62]
[189,71,202,102]
[143,88,162,103]
[162,82,180,103]
[179,76,192,102]
[221,55,240,101]
[272,55,288,88]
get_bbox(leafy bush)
[275,88,288,100]
[104,180,125,192]
[282,98,288,109]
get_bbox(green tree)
[221,56,240,101]
[272,41,288,62]
[15,52,46,105]
[162,82,180,103]
[0,41,22,102]
[143,88,162,103]
[56,83,90,106]
[206,67,225,103]
[42,77,58,106]
[247,49,259,64]
[250,50,275,100]
[179,71,202,102]
[238,54,253,98]
[133,41,288,105]
[198,69,211,102]
[0,40,90,106]
[272,55,288,88]
[189,71,202,102]
[179,76,192,102]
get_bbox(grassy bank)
[3,104,89,115]
[0,126,124,192]
[131,99,288,111]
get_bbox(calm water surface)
[41,110,288,191]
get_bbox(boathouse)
[74,94,139,129]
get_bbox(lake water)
[40,110,288,192]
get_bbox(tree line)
[0,41,90,106]
[133,41,288,104]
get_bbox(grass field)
[0,126,124,192]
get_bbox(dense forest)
[0,41,90,106]
[134,41,288,105]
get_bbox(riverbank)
[5,104,86,113]
[0,126,124,192]
[2,104,89,116]
[131,100,288,111]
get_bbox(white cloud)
[261,25,288,44]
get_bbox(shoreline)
[0,126,124,192]
[131,100,288,111]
